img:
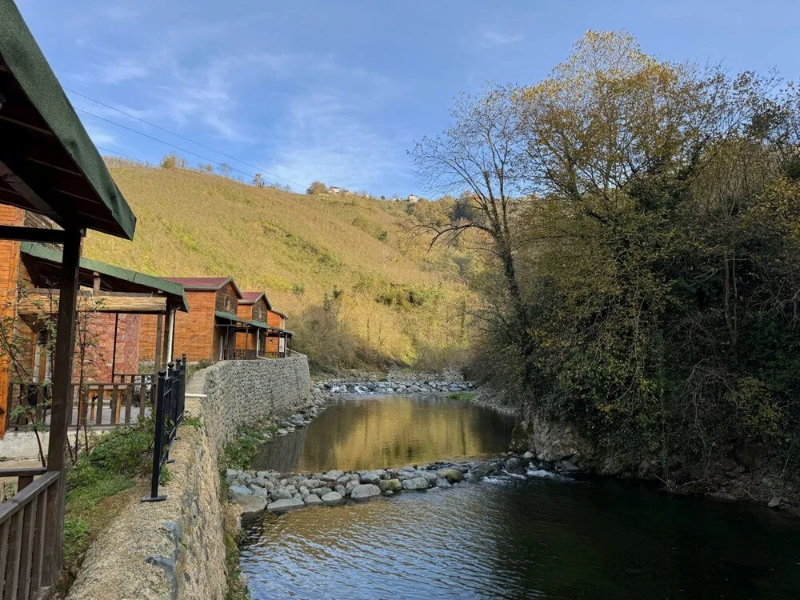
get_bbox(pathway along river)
[241,395,800,599]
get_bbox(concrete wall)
[66,355,313,600]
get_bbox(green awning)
[0,2,136,239]
[214,311,293,334]
[21,242,189,312]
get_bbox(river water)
[241,395,800,599]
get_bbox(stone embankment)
[314,379,474,396]
[226,451,573,516]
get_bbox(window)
[223,294,231,310]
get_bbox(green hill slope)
[84,162,472,371]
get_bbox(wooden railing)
[6,381,153,431]
[232,349,257,360]
[0,468,60,599]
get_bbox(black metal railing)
[142,354,186,502]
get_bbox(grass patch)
[223,424,277,471]
[58,418,157,594]
[448,391,476,401]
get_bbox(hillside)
[84,161,473,371]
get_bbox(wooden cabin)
[234,292,293,358]
[0,232,189,437]
[0,1,139,593]
[140,277,242,362]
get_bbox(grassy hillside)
[85,161,473,371]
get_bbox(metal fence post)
[142,369,167,502]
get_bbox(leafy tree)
[306,181,328,195]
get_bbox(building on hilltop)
[407,194,419,203]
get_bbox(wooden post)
[160,311,171,368]
[165,309,175,367]
[43,228,82,588]
[153,313,164,404]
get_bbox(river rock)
[436,478,451,488]
[768,497,781,509]
[378,479,402,493]
[436,468,464,483]
[559,460,580,473]
[268,498,305,512]
[304,494,323,506]
[229,484,252,497]
[251,486,268,498]
[238,495,268,516]
[505,457,523,472]
[522,451,534,461]
[359,470,385,484]
[271,488,293,501]
[402,477,430,491]
[322,470,344,482]
[321,491,344,505]
[350,484,381,500]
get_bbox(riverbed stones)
[402,477,430,491]
[505,457,523,472]
[323,470,344,482]
[335,484,346,496]
[435,478,451,488]
[359,471,384,484]
[268,498,305,512]
[271,488,293,501]
[378,479,402,493]
[229,484,252,497]
[350,484,381,500]
[768,497,782,509]
[238,495,268,515]
[436,468,464,483]
[321,491,344,505]
[304,494,323,506]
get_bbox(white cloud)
[83,124,117,148]
[479,30,524,48]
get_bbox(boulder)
[505,457,523,472]
[270,488,293,501]
[321,491,344,505]
[350,484,382,500]
[229,485,252,497]
[768,497,781,509]
[322,470,344,482]
[435,478,451,488]
[402,477,430,491]
[436,468,464,483]
[559,460,580,473]
[304,494,323,506]
[237,495,268,516]
[360,471,384,484]
[267,498,305,512]
[378,479,402,493]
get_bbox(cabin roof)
[165,277,242,298]
[20,242,189,311]
[214,311,293,334]
[239,291,273,310]
[0,2,136,238]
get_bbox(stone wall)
[67,355,314,600]
[199,356,313,449]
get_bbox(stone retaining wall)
[67,355,314,600]
[199,356,314,449]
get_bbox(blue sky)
[16,0,800,197]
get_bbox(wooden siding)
[0,206,24,435]
[172,290,217,362]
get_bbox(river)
[240,395,800,599]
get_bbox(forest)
[412,31,800,483]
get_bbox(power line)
[76,107,264,181]
[66,87,305,188]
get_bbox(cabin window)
[223,294,232,310]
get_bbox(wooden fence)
[5,380,153,432]
[0,469,60,599]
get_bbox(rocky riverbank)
[226,451,573,516]
[314,379,474,396]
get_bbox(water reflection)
[242,476,800,599]
[250,395,515,472]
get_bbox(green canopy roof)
[21,242,189,312]
[214,311,293,334]
[0,2,136,239]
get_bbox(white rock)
[350,484,381,500]
[268,498,305,512]
[402,477,430,491]
[321,491,344,505]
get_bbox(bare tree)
[411,84,529,331]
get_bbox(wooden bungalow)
[0,239,189,437]
[235,292,293,358]
[140,277,243,362]
[0,1,139,595]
